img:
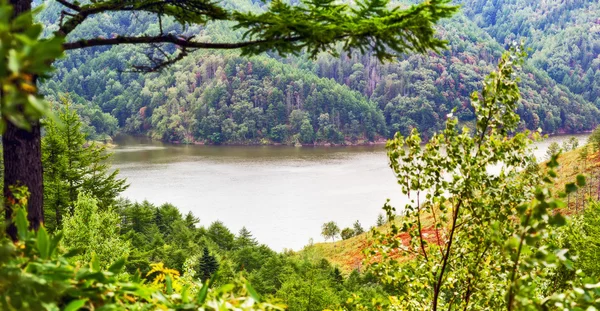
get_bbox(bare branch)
[129,47,192,73]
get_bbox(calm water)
[111,133,589,251]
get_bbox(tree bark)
[3,0,43,241]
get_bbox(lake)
[111,133,590,251]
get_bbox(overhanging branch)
[56,0,81,12]
[63,34,302,51]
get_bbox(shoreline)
[114,133,390,148]
[113,131,591,149]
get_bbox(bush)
[341,227,355,240]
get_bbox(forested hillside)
[459,0,600,106]
[39,0,600,144]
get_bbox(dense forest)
[460,0,600,105]
[37,0,600,144]
[2,0,600,310]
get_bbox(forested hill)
[39,0,600,144]
[458,0,600,106]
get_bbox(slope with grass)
[308,141,600,273]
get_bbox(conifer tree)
[41,114,68,230]
[353,220,365,235]
[376,214,386,227]
[42,96,128,230]
[184,211,200,231]
[198,247,219,282]
[236,226,257,248]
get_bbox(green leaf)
[63,299,86,311]
[15,208,29,240]
[108,258,126,274]
[565,182,578,194]
[550,214,567,227]
[196,282,209,304]
[63,246,83,258]
[42,302,60,311]
[165,274,173,295]
[576,174,586,187]
[246,283,261,303]
[27,95,48,113]
[36,226,50,259]
[49,232,63,258]
[76,271,106,283]
[208,270,219,288]
[181,285,190,303]
[8,49,19,73]
[90,253,100,271]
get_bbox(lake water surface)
[112,133,589,251]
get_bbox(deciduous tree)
[321,221,340,242]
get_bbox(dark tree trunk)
[3,0,43,241]
[3,122,44,239]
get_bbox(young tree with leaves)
[547,141,562,159]
[61,193,130,268]
[366,45,598,310]
[563,136,579,151]
[1,0,457,237]
[321,221,340,242]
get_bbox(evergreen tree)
[184,211,200,231]
[331,267,344,284]
[207,221,236,250]
[198,247,219,282]
[353,220,365,235]
[376,214,386,227]
[236,226,257,248]
[42,96,128,230]
[41,114,68,231]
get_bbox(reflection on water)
[111,133,590,251]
